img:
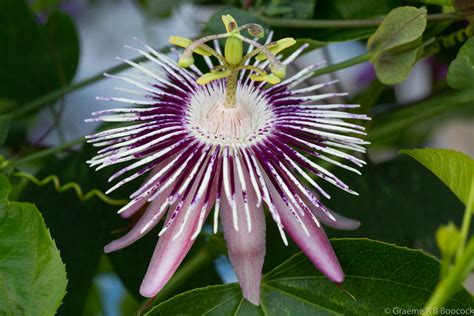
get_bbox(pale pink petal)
[265,171,344,283]
[317,209,360,231]
[104,185,174,253]
[139,167,217,297]
[220,156,265,306]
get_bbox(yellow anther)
[178,56,194,68]
[256,37,296,61]
[168,36,212,57]
[249,74,281,85]
[271,64,287,79]
[196,70,231,85]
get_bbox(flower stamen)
[169,14,296,108]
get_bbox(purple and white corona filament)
[87,15,369,305]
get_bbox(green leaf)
[0,174,68,315]
[367,6,427,53]
[146,239,474,315]
[372,47,421,84]
[447,37,474,90]
[0,0,79,103]
[20,148,122,316]
[314,0,393,20]
[400,148,474,208]
[0,114,11,146]
[30,0,61,12]
[420,0,453,5]
[367,6,427,84]
[264,0,317,19]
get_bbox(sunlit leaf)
[401,148,474,208]
[0,174,68,315]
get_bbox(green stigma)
[168,15,296,108]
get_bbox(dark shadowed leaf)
[0,174,67,315]
[0,114,11,146]
[324,157,465,254]
[314,0,392,19]
[0,0,79,103]
[146,239,474,315]
[263,0,317,19]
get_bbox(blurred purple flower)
[427,57,449,81]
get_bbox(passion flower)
[86,14,369,305]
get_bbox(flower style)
[86,15,369,305]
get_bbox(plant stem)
[258,13,461,29]
[456,182,474,259]
[9,137,85,168]
[424,184,474,313]
[10,55,148,119]
[310,53,371,79]
[424,238,474,314]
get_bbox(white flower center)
[186,81,274,146]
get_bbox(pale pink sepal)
[220,171,265,306]
[318,210,360,231]
[266,179,344,284]
[139,179,217,297]
[104,185,174,253]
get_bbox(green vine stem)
[257,13,461,29]
[310,53,371,79]
[424,240,474,314]
[456,188,473,260]
[424,183,474,312]
[12,171,127,206]
[9,55,148,119]
[8,137,85,168]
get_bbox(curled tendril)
[12,172,128,206]
[426,25,473,56]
